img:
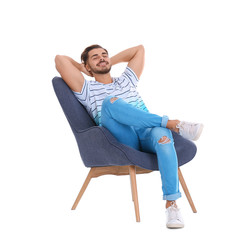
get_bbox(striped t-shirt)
[73,66,149,126]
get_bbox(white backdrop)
[1,0,252,239]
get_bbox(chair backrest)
[52,77,96,132]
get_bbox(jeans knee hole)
[110,97,118,104]
[158,136,171,144]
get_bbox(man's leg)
[101,96,203,142]
[102,96,179,197]
[136,126,184,228]
[101,96,169,129]
[137,127,181,201]
[101,97,141,149]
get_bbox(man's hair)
[81,44,108,65]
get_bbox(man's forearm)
[110,45,144,66]
[55,55,91,76]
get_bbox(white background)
[1,0,252,239]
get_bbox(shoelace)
[170,201,179,211]
[177,121,197,129]
[168,202,181,221]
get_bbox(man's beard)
[90,62,111,74]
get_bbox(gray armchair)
[52,76,197,222]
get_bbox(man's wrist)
[110,56,117,66]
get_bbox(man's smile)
[97,61,108,67]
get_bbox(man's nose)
[99,55,105,61]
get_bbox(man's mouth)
[97,61,108,67]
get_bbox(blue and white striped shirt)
[73,67,149,126]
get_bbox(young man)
[55,45,203,229]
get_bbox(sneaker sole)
[166,223,184,229]
[193,124,204,141]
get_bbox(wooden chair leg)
[178,168,197,213]
[129,174,134,202]
[129,166,140,222]
[71,168,95,210]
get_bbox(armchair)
[52,77,197,222]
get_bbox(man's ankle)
[166,120,180,133]
[166,200,177,209]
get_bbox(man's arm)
[110,45,145,79]
[55,55,91,92]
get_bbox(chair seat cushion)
[74,126,197,170]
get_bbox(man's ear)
[85,63,90,71]
[83,63,93,77]
[85,63,93,77]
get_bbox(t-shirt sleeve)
[122,66,139,88]
[72,80,90,106]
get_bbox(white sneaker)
[176,121,204,141]
[166,203,184,229]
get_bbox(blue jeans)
[101,96,181,201]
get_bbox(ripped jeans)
[101,96,181,201]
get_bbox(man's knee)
[158,136,171,144]
[110,97,118,104]
[102,96,119,109]
[150,127,173,145]
[103,96,119,105]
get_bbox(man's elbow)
[55,55,65,70]
[138,45,145,52]
[137,45,145,58]
[136,45,145,59]
[55,55,62,65]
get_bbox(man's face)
[86,48,111,75]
